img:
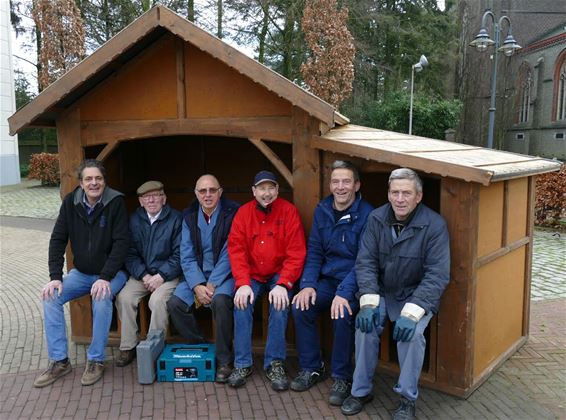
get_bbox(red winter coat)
[228,198,306,290]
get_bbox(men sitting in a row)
[34,160,450,420]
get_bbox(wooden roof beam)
[248,137,293,188]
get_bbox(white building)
[0,1,20,186]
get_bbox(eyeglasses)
[196,187,221,195]
[141,193,164,201]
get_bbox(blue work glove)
[355,305,381,333]
[393,316,417,342]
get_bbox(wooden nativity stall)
[8,6,561,398]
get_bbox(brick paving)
[0,182,565,419]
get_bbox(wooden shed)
[9,6,561,398]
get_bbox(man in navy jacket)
[167,174,239,383]
[341,168,450,420]
[291,160,373,406]
[115,180,183,367]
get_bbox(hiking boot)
[392,396,416,420]
[290,363,325,392]
[33,359,72,388]
[328,378,351,406]
[265,359,289,391]
[216,364,233,384]
[81,361,105,386]
[341,393,374,416]
[115,349,136,367]
[227,366,254,388]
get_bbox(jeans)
[351,297,433,401]
[292,278,359,380]
[233,275,291,370]
[43,268,127,362]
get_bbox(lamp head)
[499,34,521,57]
[470,28,495,52]
[413,55,428,72]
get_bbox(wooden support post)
[56,108,91,342]
[436,177,479,393]
[291,107,320,233]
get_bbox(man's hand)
[41,280,63,300]
[269,285,289,311]
[291,287,316,311]
[194,284,213,306]
[91,279,111,300]
[234,285,254,310]
[145,274,165,292]
[355,305,381,333]
[330,295,353,319]
[393,316,417,342]
[142,274,152,290]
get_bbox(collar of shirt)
[256,202,272,214]
[147,209,162,225]
[82,192,102,215]
[201,205,218,224]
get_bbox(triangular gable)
[9,5,344,135]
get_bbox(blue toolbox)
[157,344,216,382]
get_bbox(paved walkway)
[0,182,565,419]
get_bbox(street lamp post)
[409,55,428,135]
[470,10,521,149]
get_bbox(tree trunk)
[217,0,223,39]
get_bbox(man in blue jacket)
[341,168,450,420]
[290,160,373,406]
[115,181,183,367]
[34,159,129,388]
[167,174,239,383]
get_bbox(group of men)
[33,158,450,420]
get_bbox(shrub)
[20,164,29,178]
[28,153,60,186]
[535,165,565,228]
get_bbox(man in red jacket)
[227,170,306,391]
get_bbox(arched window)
[519,70,532,123]
[552,49,566,121]
[557,65,566,121]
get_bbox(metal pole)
[409,65,415,135]
[487,22,500,149]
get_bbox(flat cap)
[137,180,164,196]
[253,170,278,186]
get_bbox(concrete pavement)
[0,181,564,419]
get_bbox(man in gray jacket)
[341,168,450,420]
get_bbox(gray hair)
[388,168,423,193]
[77,159,106,181]
[331,160,360,182]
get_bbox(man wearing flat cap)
[227,170,306,391]
[114,180,183,367]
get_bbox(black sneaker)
[328,378,351,406]
[392,396,416,420]
[341,393,374,416]
[265,359,289,391]
[227,366,254,388]
[290,363,325,392]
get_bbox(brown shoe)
[115,349,136,367]
[216,364,233,383]
[81,361,104,386]
[33,359,72,388]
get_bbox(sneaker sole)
[33,366,72,388]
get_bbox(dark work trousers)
[292,278,360,380]
[166,294,234,366]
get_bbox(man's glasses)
[141,193,164,201]
[196,187,221,195]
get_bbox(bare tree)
[31,0,85,90]
[300,0,355,108]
